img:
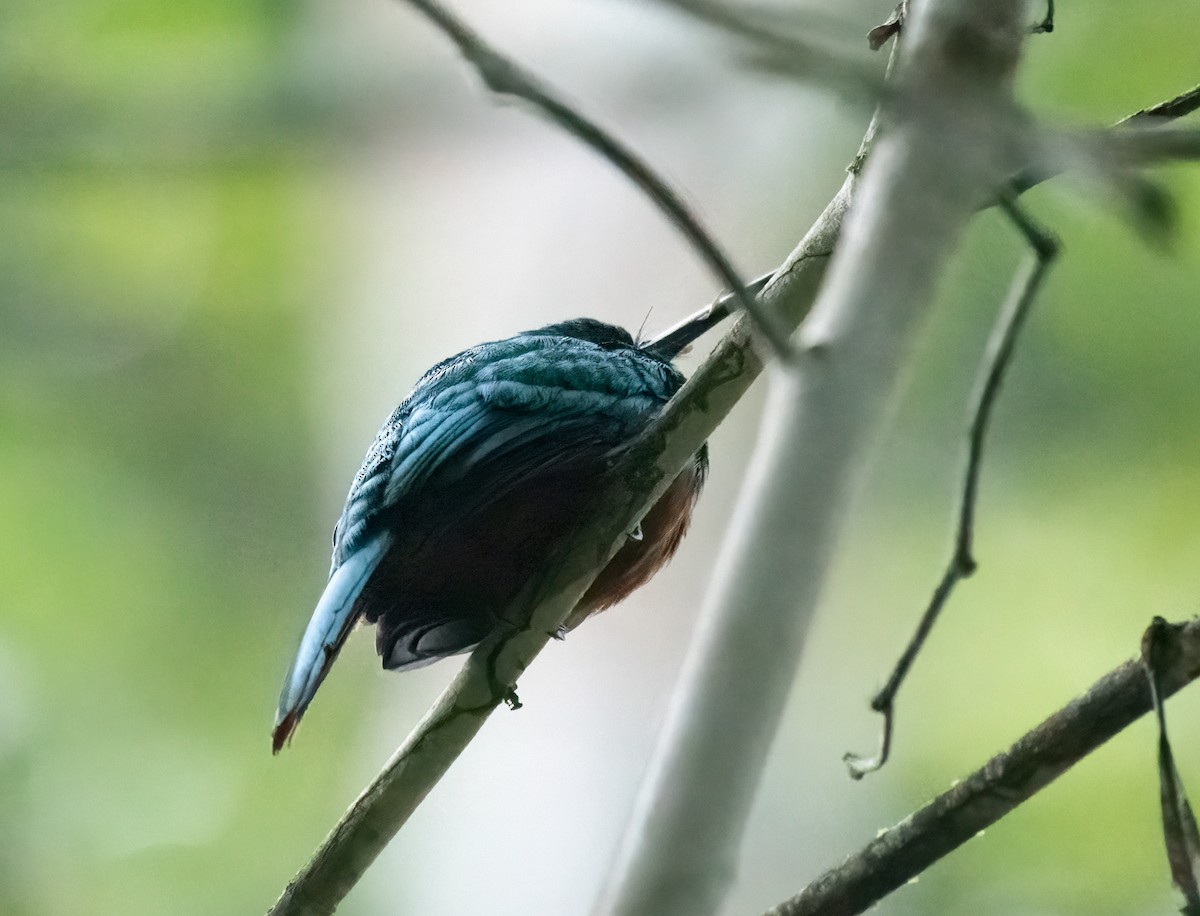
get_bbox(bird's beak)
[641,271,773,360]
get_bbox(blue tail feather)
[272,531,393,752]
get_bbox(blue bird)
[272,305,733,753]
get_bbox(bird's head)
[521,318,637,352]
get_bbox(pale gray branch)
[398,0,793,359]
[595,2,1032,914]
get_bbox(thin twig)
[1121,82,1200,124]
[1010,81,1200,196]
[849,78,1200,776]
[768,617,1200,916]
[645,0,881,94]
[398,0,795,361]
[845,198,1059,778]
[1098,125,1200,164]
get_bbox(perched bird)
[272,299,739,753]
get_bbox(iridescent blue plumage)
[273,317,710,752]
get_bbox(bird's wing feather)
[335,341,681,562]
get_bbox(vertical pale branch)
[595,2,1031,914]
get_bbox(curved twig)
[400,0,795,361]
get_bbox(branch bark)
[398,0,793,358]
[595,2,1032,913]
[765,617,1200,916]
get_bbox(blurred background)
[3,0,1200,913]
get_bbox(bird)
[271,289,751,753]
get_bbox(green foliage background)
[2,1,1199,914]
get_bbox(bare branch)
[844,198,1060,778]
[1097,125,1200,164]
[398,0,794,360]
[1121,82,1200,124]
[849,78,1200,775]
[1010,80,1200,196]
[596,1,1032,912]
[644,0,882,95]
[766,617,1200,916]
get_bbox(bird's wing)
[272,337,682,750]
[339,340,682,560]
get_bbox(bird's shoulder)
[401,326,684,423]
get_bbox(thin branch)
[844,197,1060,778]
[399,0,794,361]
[765,617,1200,916]
[847,78,1200,776]
[643,0,882,95]
[1098,124,1200,164]
[1121,82,1200,124]
[1010,81,1200,196]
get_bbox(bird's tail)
[272,531,393,753]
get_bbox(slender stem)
[399,0,795,361]
[767,618,1200,916]
[845,197,1059,778]
[1121,82,1200,124]
[1009,81,1200,196]
[847,78,1200,776]
[645,0,881,95]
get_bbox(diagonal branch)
[641,0,882,94]
[1121,82,1200,124]
[765,617,1200,916]
[399,0,795,360]
[1009,80,1200,196]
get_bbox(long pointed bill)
[641,272,774,361]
